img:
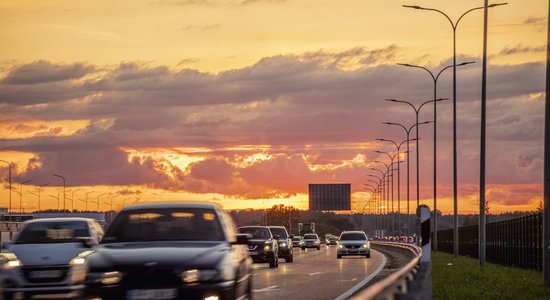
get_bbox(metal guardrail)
[350,242,425,300]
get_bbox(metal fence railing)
[435,213,543,271]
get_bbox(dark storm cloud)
[2,60,93,85]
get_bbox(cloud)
[523,16,546,25]
[497,44,545,56]
[2,60,93,85]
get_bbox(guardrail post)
[417,205,431,263]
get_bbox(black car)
[327,236,338,246]
[84,202,253,300]
[267,226,294,263]
[238,226,278,268]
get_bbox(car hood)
[9,243,87,266]
[338,240,368,245]
[88,241,229,271]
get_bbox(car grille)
[22,266,69,284]
[122,268,180,287]
[346,245,361,249]
[248,245,258,251]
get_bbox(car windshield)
[340,233,367,241]
[292,237,301,241]
[239,227,270,240]
[15,221,89,244]
[303,234,318,239]
[269,227,288,239]
[102,208,224,243]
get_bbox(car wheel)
[285,253,293,263]
[366,253,371,258]
[337,254,342,259]
[317,246,320,250]
[269,255,277,268]
[301,247,305,251]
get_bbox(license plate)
[348,249,358,253]
[249,251,258,255]
[29,270,63,279]
[127,289,177,300]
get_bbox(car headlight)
[280,242,287,248]
[87,271,122,285]
[363,244,369,248]
[338,244,344,249]
[2,253,23,269]
[314,240,320,244]
[182,269,232,283]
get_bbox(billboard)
[308,184,351,211]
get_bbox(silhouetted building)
[308,184,351,211]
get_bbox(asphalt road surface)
[251,245,386,300]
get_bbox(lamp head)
[403,5,424,9]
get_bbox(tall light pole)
[70,189,83,212]
[404,1,507,257]
[377,138,415,237]
[0,160,12,218]
[397,62,474,251]
[374,162,391,234]
[544,0,550,286]
[368,174,384,234]
[29,183,49,212]
[81,191,94,211]
[386,98,448,208]
[382,121,431,236]
[371,168,386,235]
[375,156,395,234]
[19,180,32,214]
[94,193,107,212]
[52,174,66,212]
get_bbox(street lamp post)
[382,121,431,236]
[367,174,384,233]
[397,62,474,251]
[70,189,83,212]
[375,159,394,234]
[52,174,66,212]
[19,180,32,214]
[81,191,94,211]
[370,168,386,234]
[385,98,448,209]
[377,138,415,237]
[403,1,507,257]
[95,193,107,212]
[29,183,49,212]
[0,160,12,218]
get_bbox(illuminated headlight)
[338,244,344,249]
[264,244,271,251]
[2,253,23,269]
[363,244,369,248]
[70,257,86,265]
[314,240,320,244]
[280,242,287,248]
[182,269,200,283]
[87,271,122,285]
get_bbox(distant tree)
[265,204,301,233]
[537,200,543,213]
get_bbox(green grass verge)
[432,252,550,300]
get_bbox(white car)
[301,233,321,250]
[1,218,104,299]
[337,231,370,259]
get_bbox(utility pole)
[479,0,489,267]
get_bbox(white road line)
[308,271,324,276]
[253,285,279,293]
[334,249,387,300]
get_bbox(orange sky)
[0,0,547,214]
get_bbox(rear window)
[268,227,288,239]
[15,221,89,244]
[292,237,301,241]
[303,234,318,239]
[340,232,367,241]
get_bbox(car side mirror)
[76,237,97,248]
[289,234,294,239]
[1,241,10,251]
[234,234,250,245]
[273,234,280,240]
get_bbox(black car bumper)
[277,246,291,257]
[85,281,235,300]
[250,250,275,263]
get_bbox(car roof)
[267,226,286,228]
[238,226,269,229]
[340,231,366,235]
[122,201,220,211]
[23,217,93,224]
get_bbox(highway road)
[251,245,386,300]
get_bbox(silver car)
[1,218,104,299]
[337,231,370,259]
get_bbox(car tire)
[269,255,277,268]
[301,247,305,251]
[337,254,342,259]
[317,246,320,250]
[285,253,293,263]
[366,253,371,258]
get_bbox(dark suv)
[267,226,294,263]
[238,226,279,268]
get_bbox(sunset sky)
[0,0,547,214]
